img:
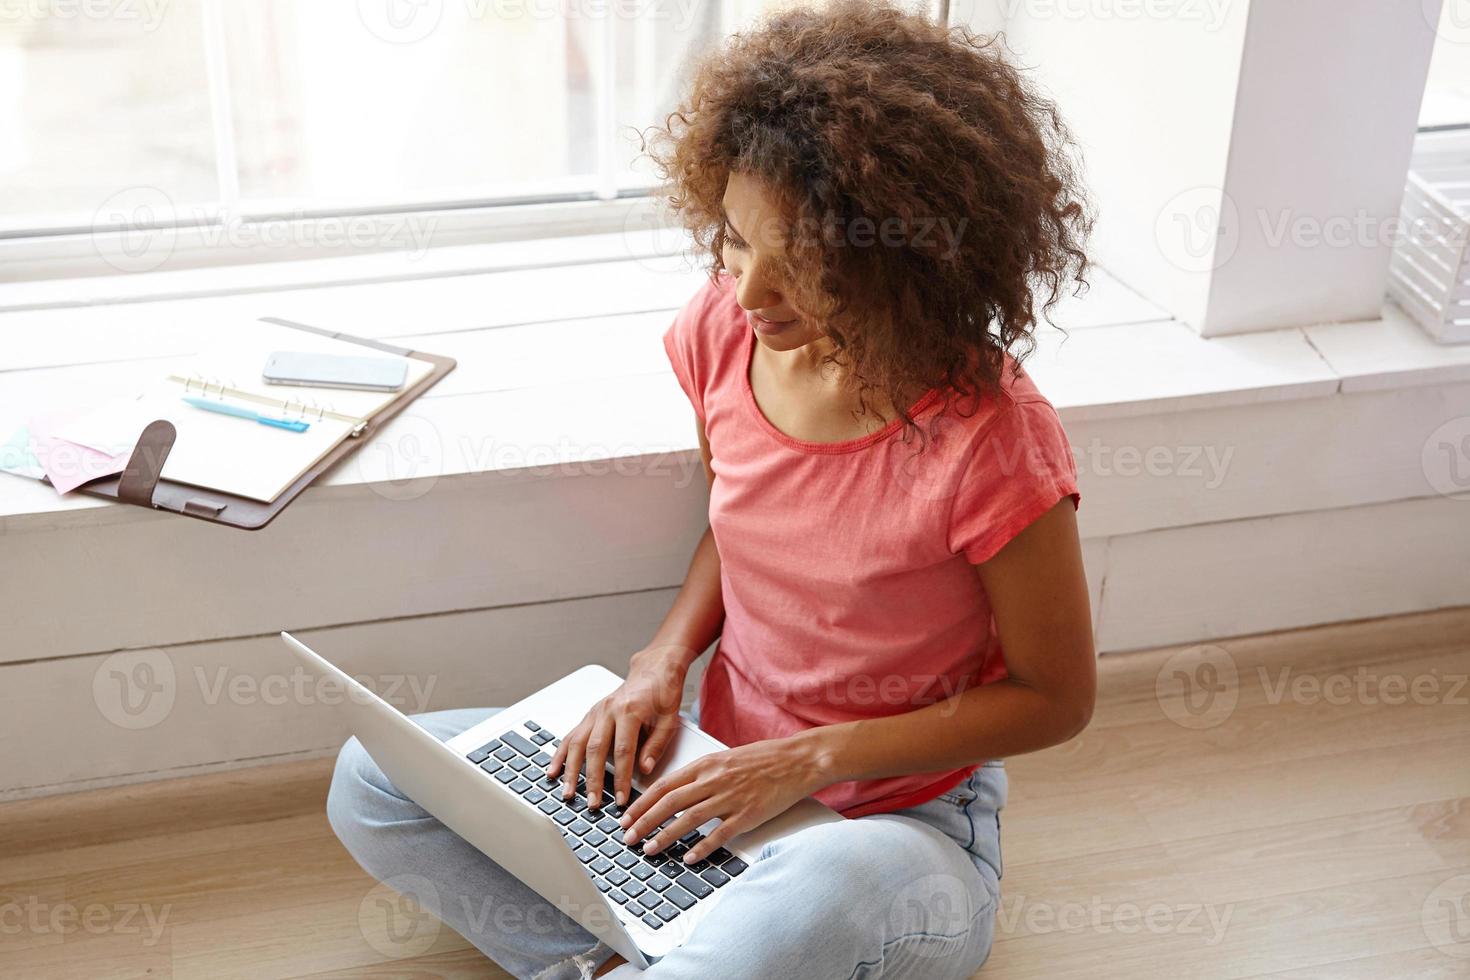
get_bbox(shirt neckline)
[740,324,943,455]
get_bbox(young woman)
[327,2,1096,977]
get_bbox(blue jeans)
[327,707,1006,980]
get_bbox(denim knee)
[325,735,393,863]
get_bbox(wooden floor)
[3,608,1468,979]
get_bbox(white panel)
[1304,303,1470,393]
[0,458,709,662]
[1203,0,1439,336]
[5,374,1466,662]
[1030,319,1338,421]
[0,589,679,799]
[1095,495,1470,653]
[1081,536,1107,639]
[1068,381,1470,539]
[962,0,1249,333]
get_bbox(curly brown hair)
[643,0,1094,439]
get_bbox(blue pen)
[182,396,311,432]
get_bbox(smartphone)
[263,351,409,392]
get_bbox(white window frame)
[0,0,675,283]
[0,0,939,285]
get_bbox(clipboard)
[75,317,456,531]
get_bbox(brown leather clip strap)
[116,419,177,507]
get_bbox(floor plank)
[1,606,1466,978]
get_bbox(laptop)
[280,632,841,969]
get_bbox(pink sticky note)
[27,413,132,495]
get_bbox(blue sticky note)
[0,424,46,480]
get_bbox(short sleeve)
[948,397,1080,565]
[662,289,709,423]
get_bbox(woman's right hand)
[545,643,694,809]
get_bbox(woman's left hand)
[618,736,828,864]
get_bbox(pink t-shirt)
[663,273,1080,818]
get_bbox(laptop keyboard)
[465,718,748,932]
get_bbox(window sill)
[1,241,1466,534]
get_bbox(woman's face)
[720,172,825,353]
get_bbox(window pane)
[0,3,216,230]
[1419,1,1470,128]
[612,0,797,190]
[223,1,597,209]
